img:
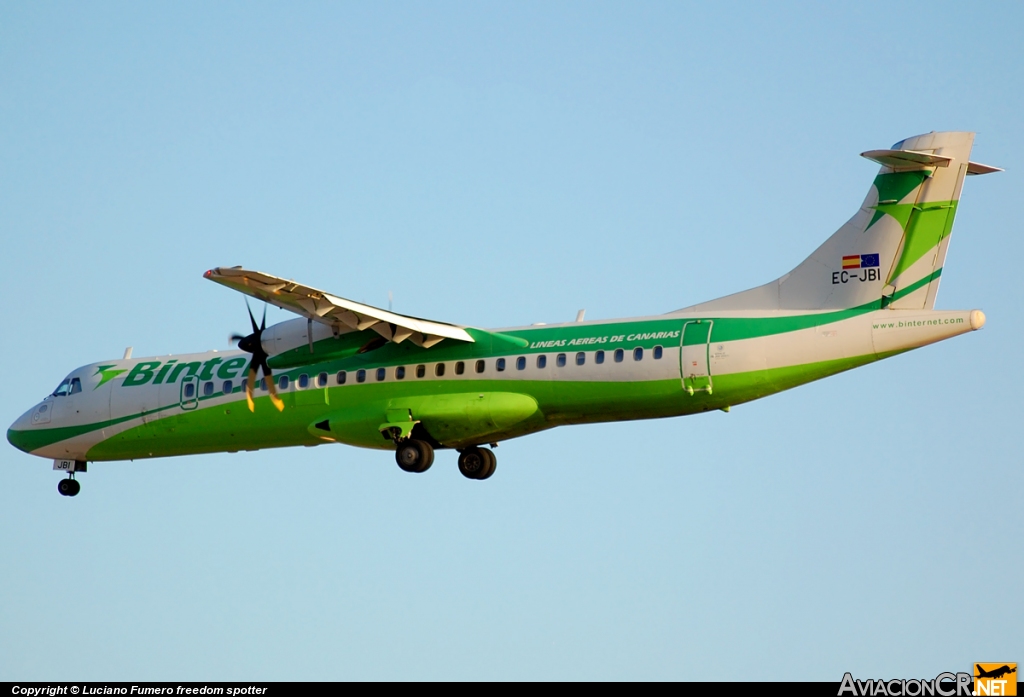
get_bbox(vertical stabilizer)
[878,132,972,309]
[680,132,990,313]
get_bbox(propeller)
[230,302,284,413]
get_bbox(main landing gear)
[457,446,496,481]
[395,439,434,473]
[57,476,81,497]
[393,440,498,480]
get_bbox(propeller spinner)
[231,303,284,413]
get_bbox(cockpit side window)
[52,379,71,397]
[69,378,82,394]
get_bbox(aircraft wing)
[204,266,474,349]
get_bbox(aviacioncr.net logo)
[839,672,972,697]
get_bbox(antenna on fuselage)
[575,309,586,322]
[388,290,393,312]
[123,347,133,359]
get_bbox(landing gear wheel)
[478,448,496,480]
[458,447,485,479]
[395,439,434,473]
[458,447,496,480]
[57,479,80,497]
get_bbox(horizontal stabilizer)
[860,149,952,170]
[966,161,1003,175]
[205,266,474,349]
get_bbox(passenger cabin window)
[376,368,386,381]
[337,371,347,385]
[435,363,445,377]
[279,375,290,389]
[298,374,309,389]
[475,360,486,373]
[455,361,465,375]
[396,366,406,380]
[317,372,328,387]
[416,365,426,378]
[654,346,663,360]
[223,380,233,394]
[633,347,644,361]
[203,382,214,396]
[52,379,71,397]
[595,350,605,364]
[260,378,268,391]
[576,352,586,366]
[356,370,366,383]
[556,354,567,367]
[496,358,506,372]
[537,355,547,369]
[614,349,624,363]
[184,383,196,398]
[516,357,526,370]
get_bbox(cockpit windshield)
[51,377,81,397]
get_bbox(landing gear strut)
[57,476,81,497]
[395,439,434,473]
[458,446,496,480]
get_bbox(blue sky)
[1,1,1021,680]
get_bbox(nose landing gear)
[54,460,86,497]
[57,476,81,497]
[458,446,496,480]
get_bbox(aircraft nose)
[7,408,37,454]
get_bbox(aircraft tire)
[396,440,433,473]
[57,479,79,497]
[477,448,496,480]
[458,447,489,480]
[419,441,434,472]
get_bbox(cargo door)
[680,320,713,395]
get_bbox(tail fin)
[682,131,999,312]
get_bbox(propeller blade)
[262,359,284,412]
[230,333,247,344]
[260,304,267,332]
[245,364,257,412]
[246,300,259,334]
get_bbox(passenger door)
[180,376,199,410]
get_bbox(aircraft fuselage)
[8,307,983,463]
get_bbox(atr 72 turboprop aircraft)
[7,131,1000,496]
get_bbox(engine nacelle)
[262,318,377,369]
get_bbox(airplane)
[975,665,1016,680]
[7,131,1001,496]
